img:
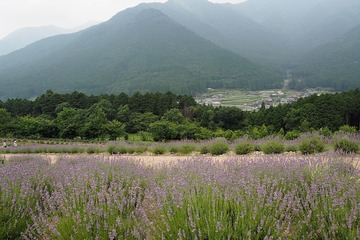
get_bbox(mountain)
[236,0,360,57]
[298,0,360,49]
[0,22,97,56]
[146,0,287,64]
[0,7,282,99]
[293,24,360,90]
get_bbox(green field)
[196,88,328,110]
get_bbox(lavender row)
[1,154,359,239]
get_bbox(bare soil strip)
[2,153,248,166]
[2,153,359,168]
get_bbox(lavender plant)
[235,142,255,155]
[334,138,359,154]
[299,137,325,154]
[149,156,360,239]
[151,146,166,155]
[0,158,51,239]
[177,144,196,155]
[209,141,229,155]
[1,154,359,239]
[262,140,285,154]
[23,156,150,239]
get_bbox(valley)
[1,1,360,239]
[196,88,331,111]
[1,0,359,99]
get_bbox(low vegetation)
[152,146,166,155]
[178,145,197,155]
[299,137,326,155]
[1,155,359,239]
[261,141,285,154]
[0,131,359,156]
[209,142,229,156]
[334,138,359,154]
[235,142,254,155]
[286,145,298,153]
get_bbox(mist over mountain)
[0,7,281,99]
[236,0,360,56]
[294,24,360,91]
[147,0,287,65]
[0,22,97,56]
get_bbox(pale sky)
[0,0,245,39]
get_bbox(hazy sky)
[0,0,245,39]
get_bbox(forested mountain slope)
[0,7,282,99]
[293,24,360,90]
[147,0,287,64]
[236,0,360,56]
[0,25,69,56]
[0,23,96,56]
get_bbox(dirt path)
[1,153,252,166]
[2,152,359,167]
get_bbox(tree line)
[0,89,359,141]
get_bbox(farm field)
[196,88,331,110]
[1,152,359,239]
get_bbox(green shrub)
[278,128,285,137]
[235,142,254,155]
[54,148,65,154]
[118,146,128,154]
[199,146,209,154]
[152,146,166,155]
[107,145,118,155]
[67,147,84,154]
[262,141,285,154]
[178,145,196,155]
[254,144,262,152]
[134,146,148,154]
[299,137,325,155]
[169,146,179,154]
[319,127,332,137]
[334,138,359,154]
[77,148,85,154]
[339,125,357,133]
[127,148,135,154]
[209,142,229,156]
[139,131,149,141]
[285,130,300,140]
[86,147,99,154]
[286,145,298,152]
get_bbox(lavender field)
[1,154,360,239]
